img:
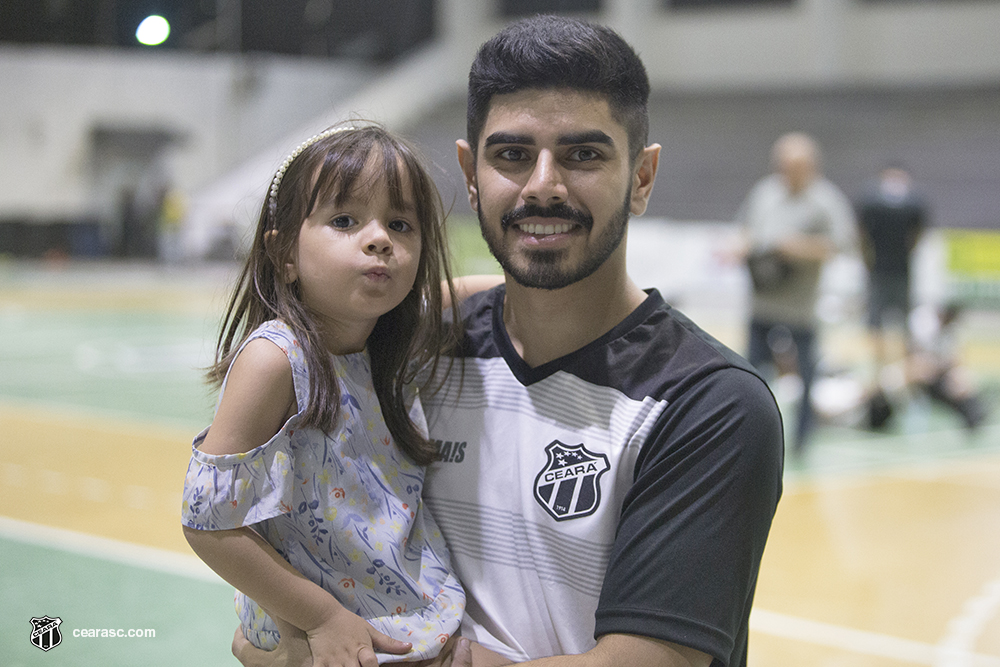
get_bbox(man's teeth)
[517,222,572,235]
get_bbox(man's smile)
[501,202,593,234]
[513,221,575,236]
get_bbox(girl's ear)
[264,230,298,284]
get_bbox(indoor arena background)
[2,1,1000,664]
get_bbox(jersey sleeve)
[181,425,297,531]
[594,366,784,663]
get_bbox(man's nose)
[521,151,567,207]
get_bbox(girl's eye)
[330,215,355,229]
[389,219,413,233]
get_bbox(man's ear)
[264,229,298,284]
[630,143,661,216]
[456,140,479,213]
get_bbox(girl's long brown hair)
[209,123,460,465]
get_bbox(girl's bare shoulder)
[199,338,296,456]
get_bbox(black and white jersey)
[422,287,783,667]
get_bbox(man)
[737,132,855,455]
[236,15,783,667]
[853,164,927,428]
[856,164,927,371]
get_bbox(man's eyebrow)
[484,132,533,147]
[557,131,614,147]
[483,130,615,148]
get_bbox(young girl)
[181,123,465,666]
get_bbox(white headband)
[268,125,357,218]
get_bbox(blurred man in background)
[737,132,856,455]
[855,164,927,426]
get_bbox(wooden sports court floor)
[2,258,999,666]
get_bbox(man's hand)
[452,638,475,667]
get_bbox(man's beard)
[477,193,631,290]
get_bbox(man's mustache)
[500,203,593,232]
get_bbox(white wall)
[0,45,371,222]
[627,0,1000,91]
[2,0,999,258]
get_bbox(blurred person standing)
[737,132,856,456]
[857,167,926,358]
[854,164,927,427]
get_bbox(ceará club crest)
[29,616,63,652]
[533,440,610,521]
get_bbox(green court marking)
[0,306,218,428]
[1,538,237,667]
[780,390,1000,482]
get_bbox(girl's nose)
[364,222,393,255]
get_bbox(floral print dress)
[181,321,464,661]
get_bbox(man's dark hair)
[467,15,650,162]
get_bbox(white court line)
[0,516,224,585]
[751,609,1000,667]
[758,431,1000,665]
[937,577,1000,667]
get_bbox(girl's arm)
[184,524,409,665]
[442,274,505,310]
[196,338,297,457]
[189,339,411,666]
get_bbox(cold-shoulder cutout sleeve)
[182,320,307,531]
[181,423,299,531]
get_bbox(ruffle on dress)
[181,419,298,530]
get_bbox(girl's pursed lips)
[363,266,392,280]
